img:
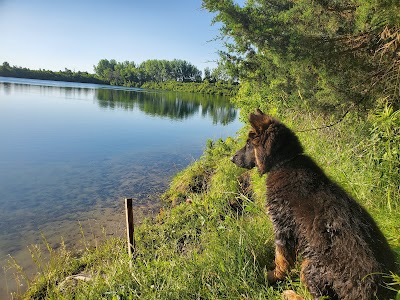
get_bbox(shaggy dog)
[231,109,397,300]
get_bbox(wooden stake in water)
[125,198,135,260]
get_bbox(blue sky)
[0,0,244,73]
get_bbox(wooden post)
[125,198,135,261]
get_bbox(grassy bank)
[141,80,238,96]
[10,106,400,299]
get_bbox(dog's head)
[231,109,303,174]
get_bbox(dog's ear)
[249,109,271,133]
[255,108,264,115]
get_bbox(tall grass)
[8,105,400,299]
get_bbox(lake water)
[0,77,241,298]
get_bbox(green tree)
[2,61,11,70]
[94,59,118,83]
[140,60,164,82]
[211,63,235,83]
[203,67,212,81]
[202,0,400,112]
[171,59,202,82]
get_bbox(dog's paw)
[282,290,304,300]
[266,270,277,284]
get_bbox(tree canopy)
[93,59,203,86]
[202,0,400,112]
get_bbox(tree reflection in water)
[96,89,237,125]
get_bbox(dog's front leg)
[267,242,295,284]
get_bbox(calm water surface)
[0,77,241,297]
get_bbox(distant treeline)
[95,59,202,86]
[0,59,238,96]
[0,62,106,84]
[93,59,238,95]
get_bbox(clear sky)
[0,0,243,73]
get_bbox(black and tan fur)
[231,109,397,300]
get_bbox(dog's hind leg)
[267,243,295,283]
[300,259,338,300]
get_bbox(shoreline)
[0,199,162,299]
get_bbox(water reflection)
[0,77,237,125]
[95,89,237,125]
